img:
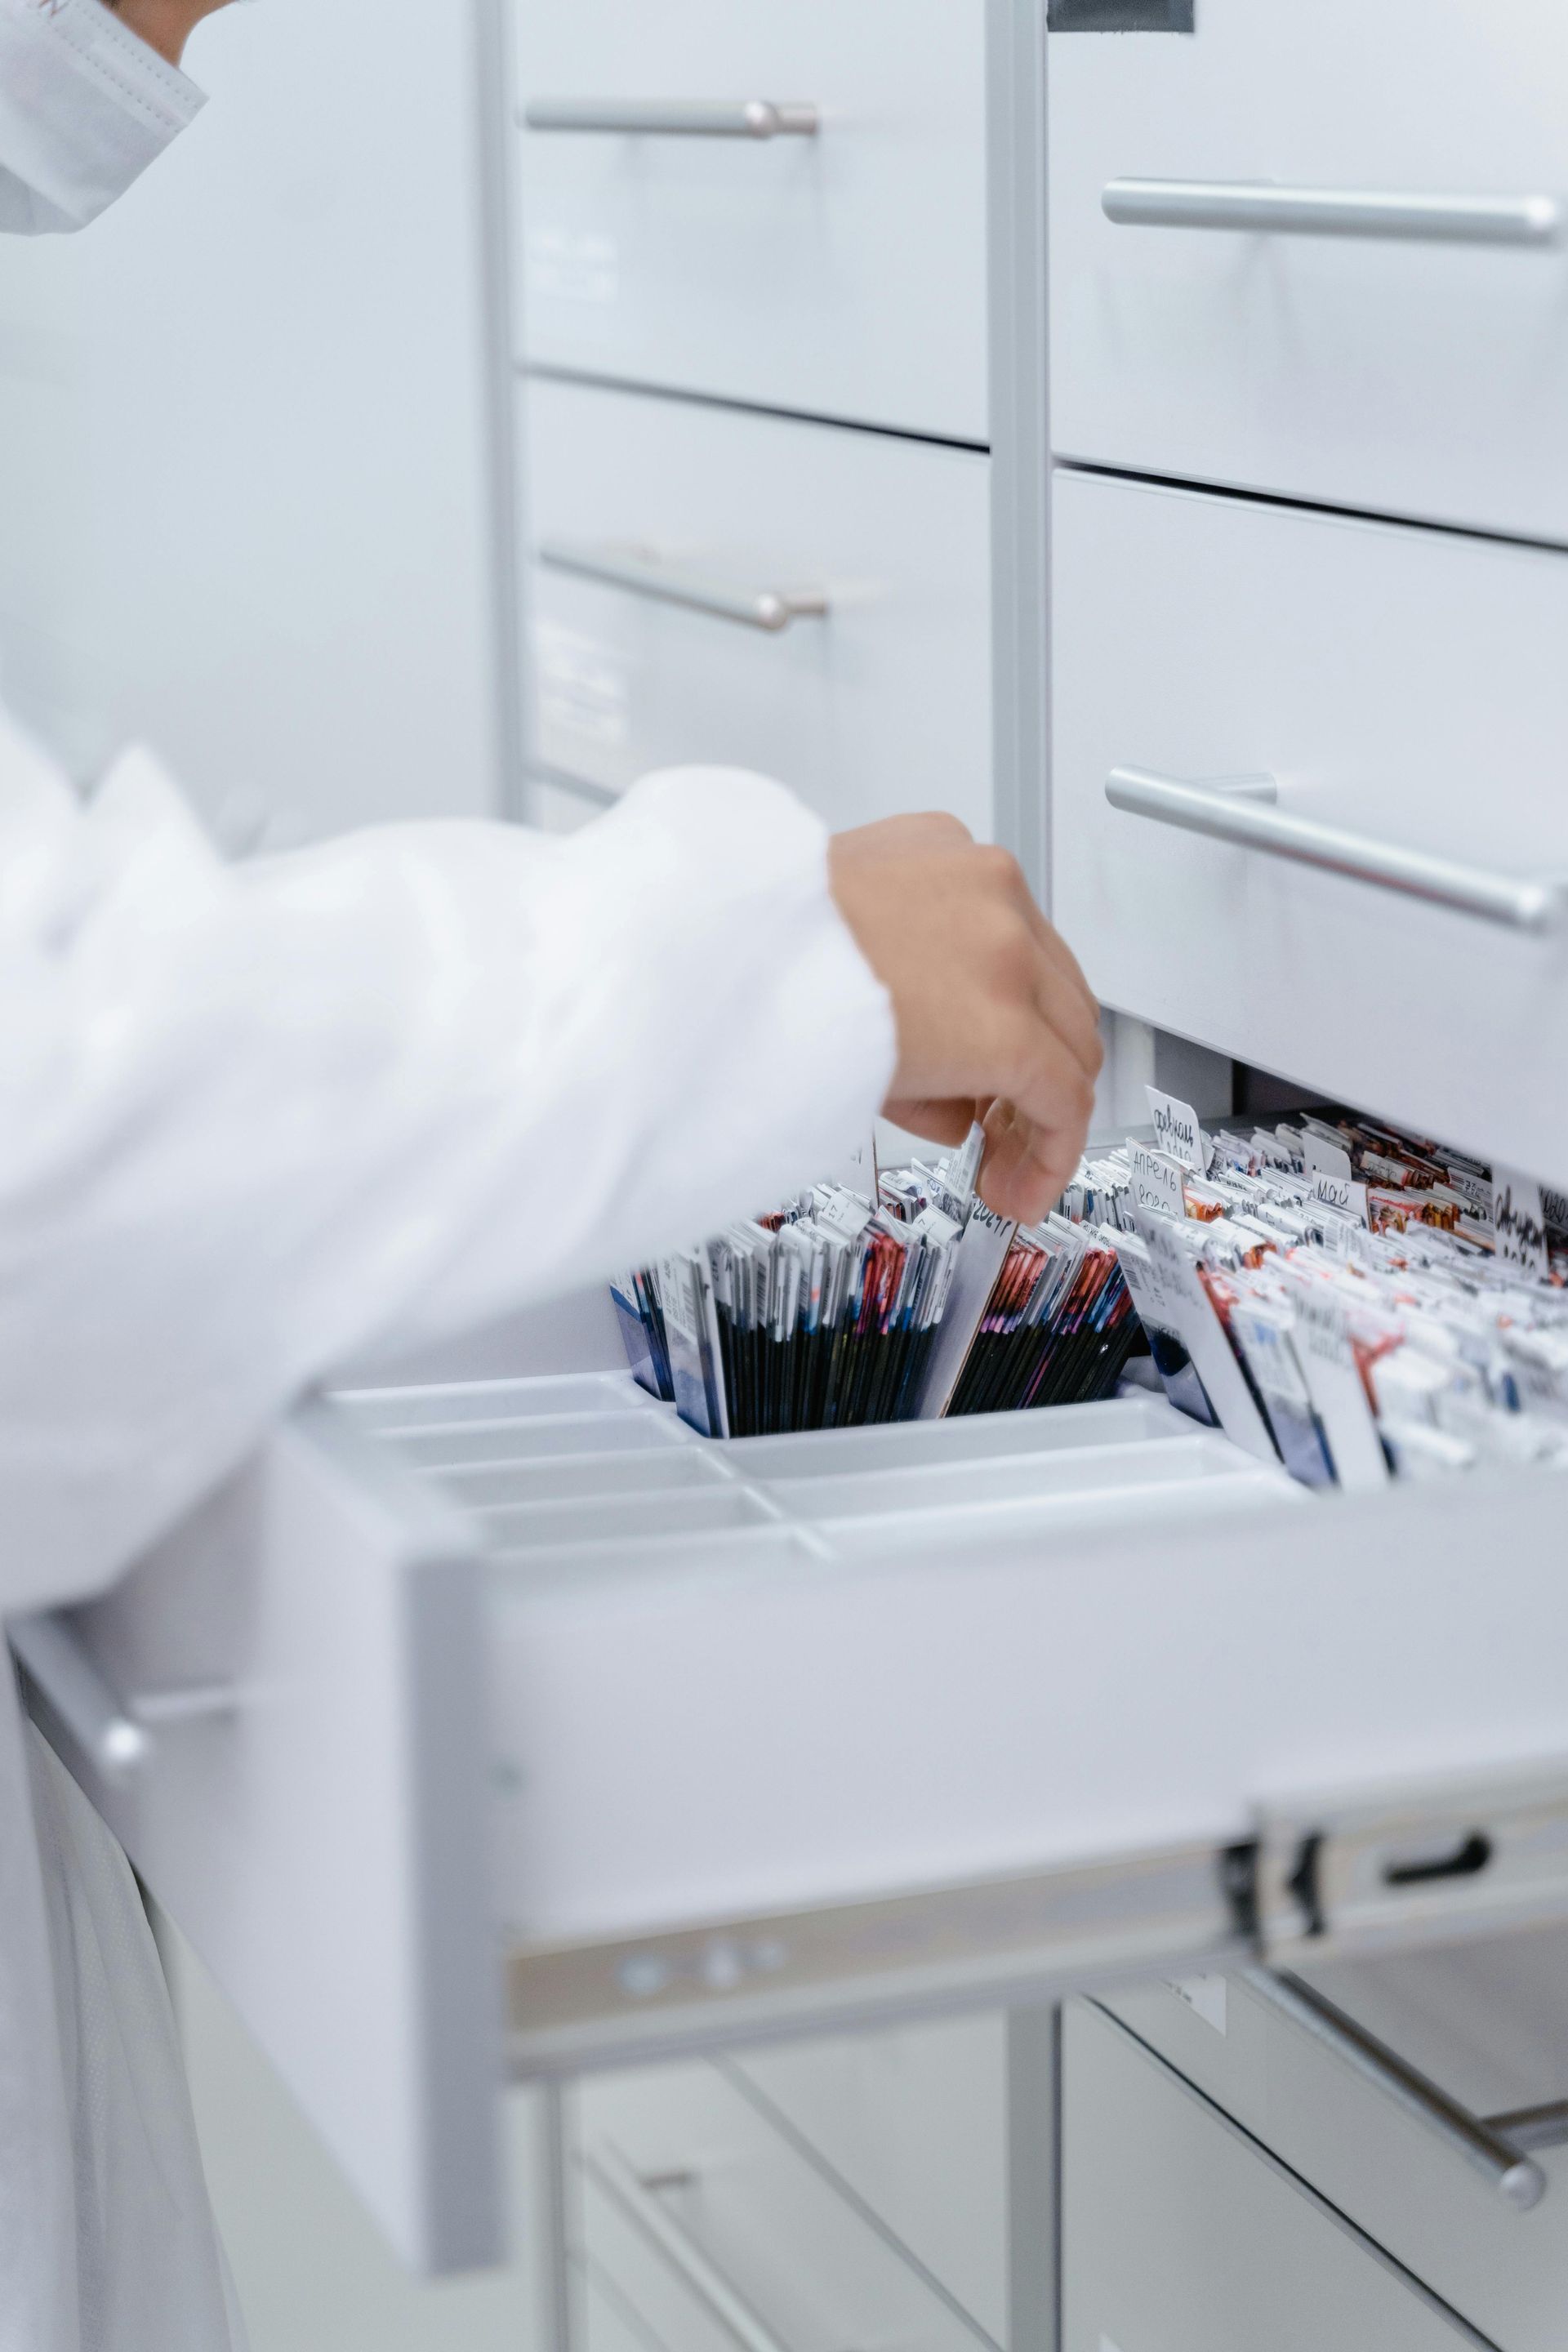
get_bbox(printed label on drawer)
[1495,1169,1550,1277]
[1129,1143,1187,1220]
[534,621,630,747]
[1144,1088,1206,1174]
[1165,1974,1227,2034]
[1312,1172,1370,1228]
[526,225,618,306]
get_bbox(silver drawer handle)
[584,2143,792,2352]
[1245,1970,1548,2212]
[1102,178,1561,247]
[1105,766,1568,933]
[538,539,830,634]
[13,1612,149,1779]
[11,1609,239,1780]
[523,98,819,140]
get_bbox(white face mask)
[0,0,204,234]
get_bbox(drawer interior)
[343,1373,1292,1570]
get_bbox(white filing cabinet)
[1101,1931,1568,2352]
[514,0,988,443]
[512,0,998,841]
[523,376,992,832]
[1061,2002,1486,2352]
[1049,0,1568,542]
[20,2,1568,2349]
[1050,469,1568,1176]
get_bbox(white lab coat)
[0,709,895,2350]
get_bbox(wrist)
[106,0,229,68]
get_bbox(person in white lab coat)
[0,3,1102,2345]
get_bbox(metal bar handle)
[1105,766,1568,933]
[11,1612,150,1780]
[538,539,830,634]
[1245,1969,1547,2212]
[523,98,819,140]
[583,2143,792,2352]
[1102,178,1561,247]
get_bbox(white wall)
[0,0,508,844]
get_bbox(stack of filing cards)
[611,1125,1138,1438]
[1058,1087,1568,1492]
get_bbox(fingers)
[883,1097,983,1148]
[978,1098,1090,1225]
[975,1015,1098,1221]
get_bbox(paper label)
[1129,1143,1187,1221]
[534,620,630,748]
[1288,1284,1390,1493]
[1495,1169,1549,1278]
[1303,1134,1354,1182]
[526,224,619,305]
[1312,1172,1370,1228]
[1132,1209,1278,1463]
[1166,1974,1228,2034]
[1145,1088,1206,1174]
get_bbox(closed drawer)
[1049,0,1568,542]
[514,0,987,443]
[1102,1927,1568,2352]
[570,2058,985,2352]
[1062,2001,1481,2352]
[1051,467,1568,1178]
[725,2017,1007,2343]
[524,377,992,835]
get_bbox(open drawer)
[20,1367,1568,2274]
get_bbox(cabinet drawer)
[726,2017,1007,2343]
[1102,1929,1568,2352]
[1062,2002,1481,2352]
[572,2058,982,2352]
[1052,468,1568,1178]
[38,1370,1568,2279]
[514,0,987,443]
[1049,0,1568,542]
[524,378,992,835]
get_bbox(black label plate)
[1049,0,1194,29]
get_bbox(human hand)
[108,0,234,67]
[828,813,1102,1224]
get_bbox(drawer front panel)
[1052,469,1568,1178]
[574,2060,984,2352]
[514,0,987,442]
[1050,0,1568,541]
[1062,2002,1480,2352]
[1102,1934,1568,2352]
[726,2018,1007,2342]
[525,378,992,835]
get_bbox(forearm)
[106,0,230,68]
[0,750,892,1606]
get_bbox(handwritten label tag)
[1130,1143,1187,1221]
[1495,1169,1549,1278]
[1312,1172,1370,1228]
[1145,1087,1206,1174]
[1303,1133,1354,1182]
[1166,1975,1228,2035]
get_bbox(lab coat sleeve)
[0,724,896,1610]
